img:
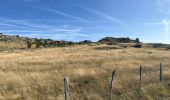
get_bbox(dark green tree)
[27,41,32,49]
[35,40,41,48]
[43,40,47,48]
[135,38,140,43]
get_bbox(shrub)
[135,38,140,43]
[152,43,166,48]
[78,40,92,45]
[107,42,118,45]
[132,43,142,48]
[166,46,170,50]
[26,41,32,49]
[35,40,41,48]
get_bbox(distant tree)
[43,40,47,48]
[16,35,19,38]
[78,40,92,45]
[132,43,142,48]
[135,38,140,43]
[68,41,74,45]
[35,40,41,48]
[36,43,40,48]
[27,41,32,49]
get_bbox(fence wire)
[0,64,170,99]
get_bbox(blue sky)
[0,0,170,43]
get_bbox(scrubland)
[0,44,170,100]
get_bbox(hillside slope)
[0,44,170,99]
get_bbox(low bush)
[132,43,142,48]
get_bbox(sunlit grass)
[0,44,170,99]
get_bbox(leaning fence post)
[64,77,69,100]
[110,71,116,100]
[160,63,163,82]
[139,66,142,88]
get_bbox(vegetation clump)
[98,37,136,44]
[26,41,32,49]
[0,44,170,99]
[95,46,121,50]
[135,38,140,43]
[152,43,170,49]
[0,33,144,50]
[78,40,92,45]
[107,42,118,45]
[132,43,142,48]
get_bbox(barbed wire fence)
[0,62,170,100]
[63,62,170,100]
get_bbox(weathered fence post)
[110,71,116,100]
[139,66,142,88]
[160,63,163,82]
[64,77,69,100]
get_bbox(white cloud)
[157,0,170,14]
[157,0,170,7]
[0,18,89,41]
[138,19,170,43]
[79,5,134,31]
[162,18,170,43]
[162,19,169,32]
[32,6,89,23]
[139,22,162,25]
[47,9,89,23]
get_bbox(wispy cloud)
[0,18,90,41]
[162,18,170,43]
[157,0,170,8]
[47,9,89,23]
[0,18,83,32]
[139,22,162,25]
[81,7,122,23]
[32,6,89,23]
[78,5,134,31]
[141,18,170,43]
[157,0,170,14]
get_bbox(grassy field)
[0,41,26,51]
[0,43,170,100]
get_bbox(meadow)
[0,43,170,100]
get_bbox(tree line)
[0,33,140,49]
[26,37,140,49]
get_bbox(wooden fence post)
[64,77,69,100]
[160,63,163,82]
[139,66,142,88]
[110,71,116,100]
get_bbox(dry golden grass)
[0,41,26,50]
[0,44,170,100]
